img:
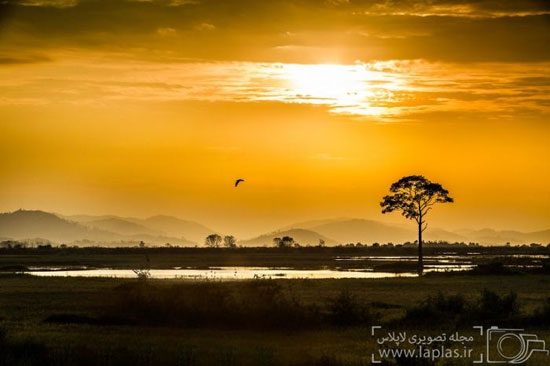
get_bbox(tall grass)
[402,289,520,327]
[86,281,380,330]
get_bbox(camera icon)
[486,326,549,364]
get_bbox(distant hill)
[456,228,550,245]
[527,230,550,244]
[240,228,336,247]
[0,210,193,246]
[64,214,122,223]
[86,218,161,236]
[424,228,467,243]
[0,210,113,243]
[307,218,412,244]
[281,218,550,245]
[139,215,216,243]
[67,214,216,244]
[3,210,548,246]
[279,218,351,231]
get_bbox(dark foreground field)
[1,273,549,366]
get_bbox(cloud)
[350,0,550,18]
[194,22,215,32]
[0,0,548,64]
[0,57,547,122]
[510,77,550,87]
[0,0,548,124]
[156,27,177,36]
[0,54,51,64]
[17,0,78,8]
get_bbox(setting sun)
[274,63,401,117]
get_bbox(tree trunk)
[418,220,424,276]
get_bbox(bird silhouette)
[235,179,244,187]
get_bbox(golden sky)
[0,0,549,236]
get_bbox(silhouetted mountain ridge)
[277,218,550,245]
[1,210,548,246]
[0,210,113,243]
[87,218,161,236]
[67,214,216,243]
[139,215,215,243]
[0,210,193,246]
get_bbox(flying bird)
[235,179,245,187]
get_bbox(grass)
[0,247,548,365]
[0,274,549,365]
[0,245,548,271]
[400,289,521,327]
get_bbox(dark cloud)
[511,77,550,87]
[345,0,550,17]
[0,54,51,64]
[0,0,549,63]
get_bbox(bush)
[403,292,466,326]
[533,260,550,274]
[528,297,550,325]
[469,262,519,275]
[325,289,378,326]
[106,280,320,330]
[48,281,383,330]
[44,313,97,324]
[474,289,519,322]
[402,290,519,327]
[0,327,49,366]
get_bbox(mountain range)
[0,210,548,246]
[239,218,549,246]
[64,213,214,243]
[0,210,214,246]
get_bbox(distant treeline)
[0,241,549,255]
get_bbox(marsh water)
[15,254,513,279]
[19,254,546,280]
[26,267,420,279]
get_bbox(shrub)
[473,289,519,323]
[469,262,519,275]
[528,297,550,325]
[0,328,49,366]
[402,290,519,327]
[325,289,377,326]
[403,292,466,326]
[106,280,320,330]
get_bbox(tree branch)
[420,195,435,210]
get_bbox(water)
[21,253,543,280]
[25,267,418,280]
[335,254,548,264]
[23,264,476,280]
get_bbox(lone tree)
[205,234,222,248]
[380,175,453,276]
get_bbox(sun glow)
[273,63,404,117]
[1,59,548,121]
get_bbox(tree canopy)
[381,175,453,230]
